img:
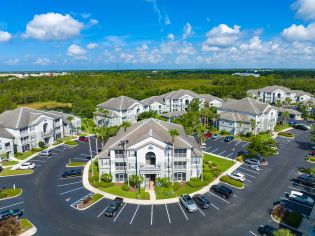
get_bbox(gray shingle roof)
[163,89,202,100]
[291,90,313,97]
[199,94,223,103]
[275,107,302,116]
[259,85,292,93]
[219,111,251,122]
[97,96,142,111]
[141,95,165,106]
[247,89,259,97]
[46,110,76,124]
[219,97,270,115]
[0,107,61,129]
[100,118,201,157]
[0,127,14,139]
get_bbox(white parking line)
[59,186,84,195]
[288,186,301,191]
[225,153,234,158]
[217,150,226,155]
[233,194,238,198]
[238,166,260,174]
[291,181,315,190]
[234,141,242,146]
[97,207,108,218]
[73,158,88,161]
[245,179,252,183]
[210,203,219,210]
[31,160,46,163]
[0,201,24,210]
[165,204,171,223]
[204,146,212,151]
[237,171,256,178]
[208,192,230,204]
[280,197,313,209]
[249,230,257,236]
[242,143,249,147]
[209,148,219,153]
[151,205,153,226]
[130,205,139,224]
[57,181,82,187]
[197,208,206,216]
[177,203,188,220]
[113,203,126,222]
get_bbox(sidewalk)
[82,156,242,205]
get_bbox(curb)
[82,155,242,205]
[219,180,244,189]
[66,164,86,168]
[270,212,302,233]
[76,196,104,211]
[0,171,34,178]
[19,223,37,236]
[0,189,23,201]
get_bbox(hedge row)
[219,175,244,188]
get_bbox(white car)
[249,164,260,171]
[228,171,245,182]
[201,143,207,149]
[18,162,35,170]
[289,191,314,206]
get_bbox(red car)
[79,136,88,142]
[310,150,315,156]
[204,132,213,139]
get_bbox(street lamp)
[88,136,94,177]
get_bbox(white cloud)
[164,15,171,25]
[183,22,194,39]
[5,58,19,65]
[168,33,175,40]
[282,23,315,41]
[89,19,99,26]
[81,13,91,19]
[87,43,98,49]
[34,58,50,65]
[240,36,263,50]
[67,44,87,59]
[292,0,315,21]
[0,30,11,42]
[202,24,241,51]
[120,52,136,63]
[23,13,83,40]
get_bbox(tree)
[273,229,294,236]
[129,174,144,188]
[66,115,74,134]
[247,136,277,157]
[275,100,282,107]
[0,217,21,236]
[137,110,165,121]
[311,125,315,143]
[187,98,201,112]
[195,123,207,145]
[250,119,256,135]
[280,111,290,125]
[121,121,131,186]
[38,141,45,149]
[169,128,179,184]
[284,97,292,106]
[101,173,112,183]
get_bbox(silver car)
[179,194,198,213]
[244,158,260,166]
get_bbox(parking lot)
[204,136,249,159]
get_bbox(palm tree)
[121,121,131,186]
[195,124,207,145]
[98,108,108,127]
[66,115,74,135]
[169,128,179,184]
[281,111,290,125]
[250,119,256,135]
[238,121,243,135]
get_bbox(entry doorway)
[145,174,156,190]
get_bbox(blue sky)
[1,0,315,70]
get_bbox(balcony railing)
[41,130,55,137]
[115,166,126,171]
[174,165,187,170]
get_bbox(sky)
[1,0,315,71]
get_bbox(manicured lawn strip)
[204,154,234,172]
[275,124,290,132]
[19,218,33,233]
[67,161,86,167]
[64,140,78,146]
[0,168,33,176]
[258,133,272,141]
[219,175,244,188]
[0,188,22,199]
[97,186,149,199]
[1,161,19,166]
[298,167,315,175]
[15,151,38,160]
[278,132,295,138]
[91,193,103,202]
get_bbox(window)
[115,162,126,170]
[102,159,110,166]
[191,158,200,164]
[174,161,186,169]
[115,150,124,158]
[129,151,136,157]
[129,163,135,170]
[175,149,187,158]
[174,172,186,181]
[115,173,126,182]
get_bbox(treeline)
[1,71,315,118]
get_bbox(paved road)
[0,129,313,236]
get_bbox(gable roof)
[0,107,61,129]
[199,94,223,103]
[141,95,165,106]
[291,90,313,97]
[46,110,78,124]
[163,89,202,100]
[97,96,142,111]
[219,97,270,115]
[258,85,292,93]
[0,127,14,139]
[219,111,251,123]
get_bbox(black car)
[257,225,277,236]
[193,194,210,209]
[224,136,234,142]
[210,184,233,199]
[62,169,82,178]
[294,124,308,131]
[0,209,23,221]
[104,197,124,217]
[295,174,315,187]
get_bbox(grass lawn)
[258,133,272,141]
[15,150,38,160]
[0,188,22,199]
[0,168,33,176]
[97,185,149,199]
[19,218,33,233]
[275,124,290,132]
[1,160,19,166]
[67,161,86,167]
[18,101,72,110]
[204,154,234,172]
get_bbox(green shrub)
[298,167,315,175]
[38,141,46,149]
[219,175,244,188]
[172,182,180,191]
[211,169,221,177]
[187,179,207,188]
[236,155,245,162]
[278,132,295,138]
[129,174,144,188]
[101,173,112,183]
[220,130,230,135]
[121,184,130,191]
[156,177,172,188]
[64,140,77,146]
[285,212,303,228]
[203,172,214,181]
[0,191,8,198]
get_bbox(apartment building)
[47,111,81,136]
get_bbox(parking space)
[274,136,293,150]
[204,137,249,159]
[287,128,308,136]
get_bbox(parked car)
[289,120,297,125]
[244,158,261,166]
[249,164,261,171]
[296,174,315,187]
[288,190,314,206]
[39,150,52,157]
[237,150,248,157]
[252,155,268,165]
[62,169,82,178]
[204,132,213,139]
[309,150,315,156]
[179,194,198,213]
[104,197,124,217]
[257,225,277,236]
[210,184,233,199]
[79,136,89,142]
[0,209,23,221]
[192,194,210,209]
[228,171,245,182]
[201,142,207,149]
[17,162,35,170]
[294,124,309,131]
[224,136,234,142]
[211,134,221,139]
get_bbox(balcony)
[41,130,55,137]
[139,163,161,174]
[174,165,187,170]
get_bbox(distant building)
[98,118,202,185]
[275,107,302,120]
[217,98,278,135]
[0,128,14,159]
[247,85,313,104]
[232,72,260,78]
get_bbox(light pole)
[88,136,94,177]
